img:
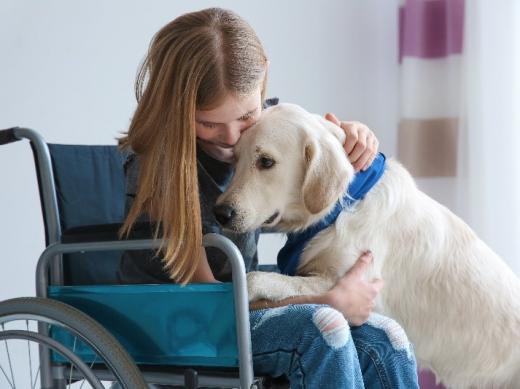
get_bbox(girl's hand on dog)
[324,251,384,326]
[324,113,379,172]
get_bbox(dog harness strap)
[277,153,387,276]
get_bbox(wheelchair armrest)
[61,222,156,243]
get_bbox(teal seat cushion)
[48,283,239,367]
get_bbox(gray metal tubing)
[36,239,163,299]
[9,127,63,389]
[12,127,63,285]
[36,233,254,388]
[203,234,254,389]
[35,239,160,389]
[70,368,244,388]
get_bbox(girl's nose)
[222,123,247,146]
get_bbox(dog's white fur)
[217,103,520,389]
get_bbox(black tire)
[0,297,148,389]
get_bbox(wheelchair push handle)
[0,127,22,145]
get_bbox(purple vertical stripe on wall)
[399,0,464,62]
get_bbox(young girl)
[118,7,419,388]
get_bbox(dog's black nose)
[213,204,236,226]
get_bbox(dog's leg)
[247,271,334,302]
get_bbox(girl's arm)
[191,249,220,283]
[249,252,383,326]
[249,294,329,310]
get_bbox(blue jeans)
[251,304,418,389]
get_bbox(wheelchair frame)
[1,127,258,389]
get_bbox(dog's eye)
[257,156,275,170]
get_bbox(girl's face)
[195,88,262,163]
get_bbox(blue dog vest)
[277,153,386,275]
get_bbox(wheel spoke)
[69,337,78,386]
[26,320,34,388]
[31,366,40,389]
[0,323,15,388]
[79,354,98,389]
[1,324,16,389]
[0,298,146,388]
[0,364,15,389]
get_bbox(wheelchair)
[0,127,285,389]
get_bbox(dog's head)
[214,103,355,233]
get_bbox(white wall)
[0,0,400,301]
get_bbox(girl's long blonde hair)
[119,8,268,284]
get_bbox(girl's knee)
[250,304,353,350]
[367,313,412,354]
[353,313,414,361]
[311,306,351,349]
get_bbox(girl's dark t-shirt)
[117,98,279,283]
[118,146,260,283]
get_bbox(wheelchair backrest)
[48,144,126,229]
[44,144,126,285]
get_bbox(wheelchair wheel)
[0,297,148,389]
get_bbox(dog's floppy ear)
[302,135,352,215]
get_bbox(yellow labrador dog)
[215,103,520,389]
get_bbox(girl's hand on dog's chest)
[325,251,384,326]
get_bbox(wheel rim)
[0,316,125,388]
[0,329,104,388]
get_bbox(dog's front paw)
[247,271,270,302]
[247,271,290,302]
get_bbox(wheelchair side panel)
[48,283,239,367]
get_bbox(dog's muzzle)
[213,204,236,227]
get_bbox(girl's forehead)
[196,89,262,122]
